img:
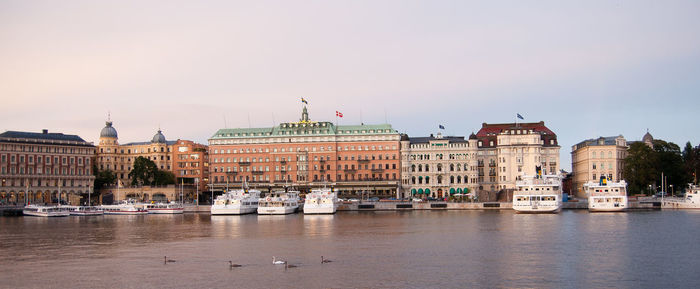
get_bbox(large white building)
[400,132,479,199]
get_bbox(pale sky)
[2,0,699,170]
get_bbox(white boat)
[69,206,104,216]
[512,172,563,213]
[304,188,338,214]
[258,190,301,215]
[100,200,148,215]
[211,188,261,215]
[146,202,184,214]
[23,205,70,217]
[662,184,700,209]
[584,176,628,212]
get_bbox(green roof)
[210,122,398,140]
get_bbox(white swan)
[272,256,286,265]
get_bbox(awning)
[449,188,456,195]
[418,188,424,194]
[457,188,463,194]
[411,189,417,195]
[464,188,469,194]
[425,188,431,195]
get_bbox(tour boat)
[69,206,105,216]
[100,200,148,215]
[257,190,301,215]
[584,176,628,212]
[23,205,70,217]
[512,171,563,213]
[210,188,261,215]
[662,184,700,209]
[303,188,338,214]
[145,202,184,214]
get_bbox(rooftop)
[0,130,94,147]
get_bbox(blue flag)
[439,125,445,129]
[517,113,524,120]
[301,97,308,104]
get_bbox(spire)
[301,106,309,122]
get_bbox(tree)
[155,170,175,186]
[653,139,688,192]
[129,156,158,186]
[93,163,116,190]
[624,142,657,195]
[683,142,700,184]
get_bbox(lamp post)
[670,184,674,197]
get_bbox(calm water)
[1,210,699,288]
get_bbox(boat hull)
[662,199,700,209]
[303,204,338,214]
[148,208,184,214]
[257,206,297,215]
[70,211,104,216]
[23,210,70,217]
[103,210,147,215]
[211,205,257,215]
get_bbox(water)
[1,210,699,288]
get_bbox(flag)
[336,111,343,117]
[517,113,524,120]
[439,125,445,129]
[301,97,308,104]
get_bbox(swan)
[228,261,242,268]
[272,256,286,265]
[164,256,176,263]
[321,256,332,264]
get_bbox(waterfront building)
[475,122,560,193]
[208,106,401,197]
[172,140,209,194]
[0,130,96,205]
[571,135,629,198]
[399,132,479,199]
[96,119,208,201]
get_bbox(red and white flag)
[336,111,343,117]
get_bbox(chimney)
[42,129,48,134]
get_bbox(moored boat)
[146,202,184,214]
[584,176,628,212]
[23,205,70,217]
[512,169,563,214]
[211,188,261,215]
[69,206,105,216]
[662,184,700,209]
[258,190,301,215]
[100,200,148,215]
[303,188,338,214]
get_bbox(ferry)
[584,176,628,212]
[69,206,104,216]
[512,170,563,213]
[662,184,700,209]
[145,202,184,214]
[303,188,338,214]
[23,205,70,217]
[258,190,301,215]
[100,200,148,215]
[211,188,261,215]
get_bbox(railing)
[343,169,357,173]
[371,168,384,173]
[238,162,251,166]
[280,160,287,164]
[251,170,264,175]
[357,159,370,163]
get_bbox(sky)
[1,0,699,170]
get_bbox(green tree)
[623,142,657,195]
[653,139,687,192]
[683,142,699,184]
[155,170,175,186]
[93,164,116,190]
[129,156,158,186]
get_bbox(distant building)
[571,135,629,198]
[96,119,207,202]
[474,122,560,192]
[208,106,401,197]
[400,132,479,199]
[0,129,96,205]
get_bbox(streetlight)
[670,184,674,197]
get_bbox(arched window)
[425,176,430,184]
[411,164,416,172]
[411,176,416,184]
[450,164,454,171]
[457,176,462,183]
[437,164,442,172]
[450,176,454,183]
[437,175,442,184]
[418,164,422,172]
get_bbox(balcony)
[343,169,357,173]
[371,168,384,173]
[477,161,484,167]
[357,159,370,163]
[488,162,496,167]
[238,161,251,166]
[225,171,238,175]
[319,159,326,163]
[280,160,287,165]
[478,172,485,176]
[549,162,557,166]
[252,170,264,175]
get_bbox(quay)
[0,205,24,216]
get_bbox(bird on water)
[229,261,242,268]
[285,263,297,270]
[164,256,176,264]
[272,256,286,265]
[321,256,333,264]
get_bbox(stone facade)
[0,130,96,205]
[475,122,560,192]
[100,185,195,204]
[400,132,479,199]
[208,106,401,197]
[571,135,629,198]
